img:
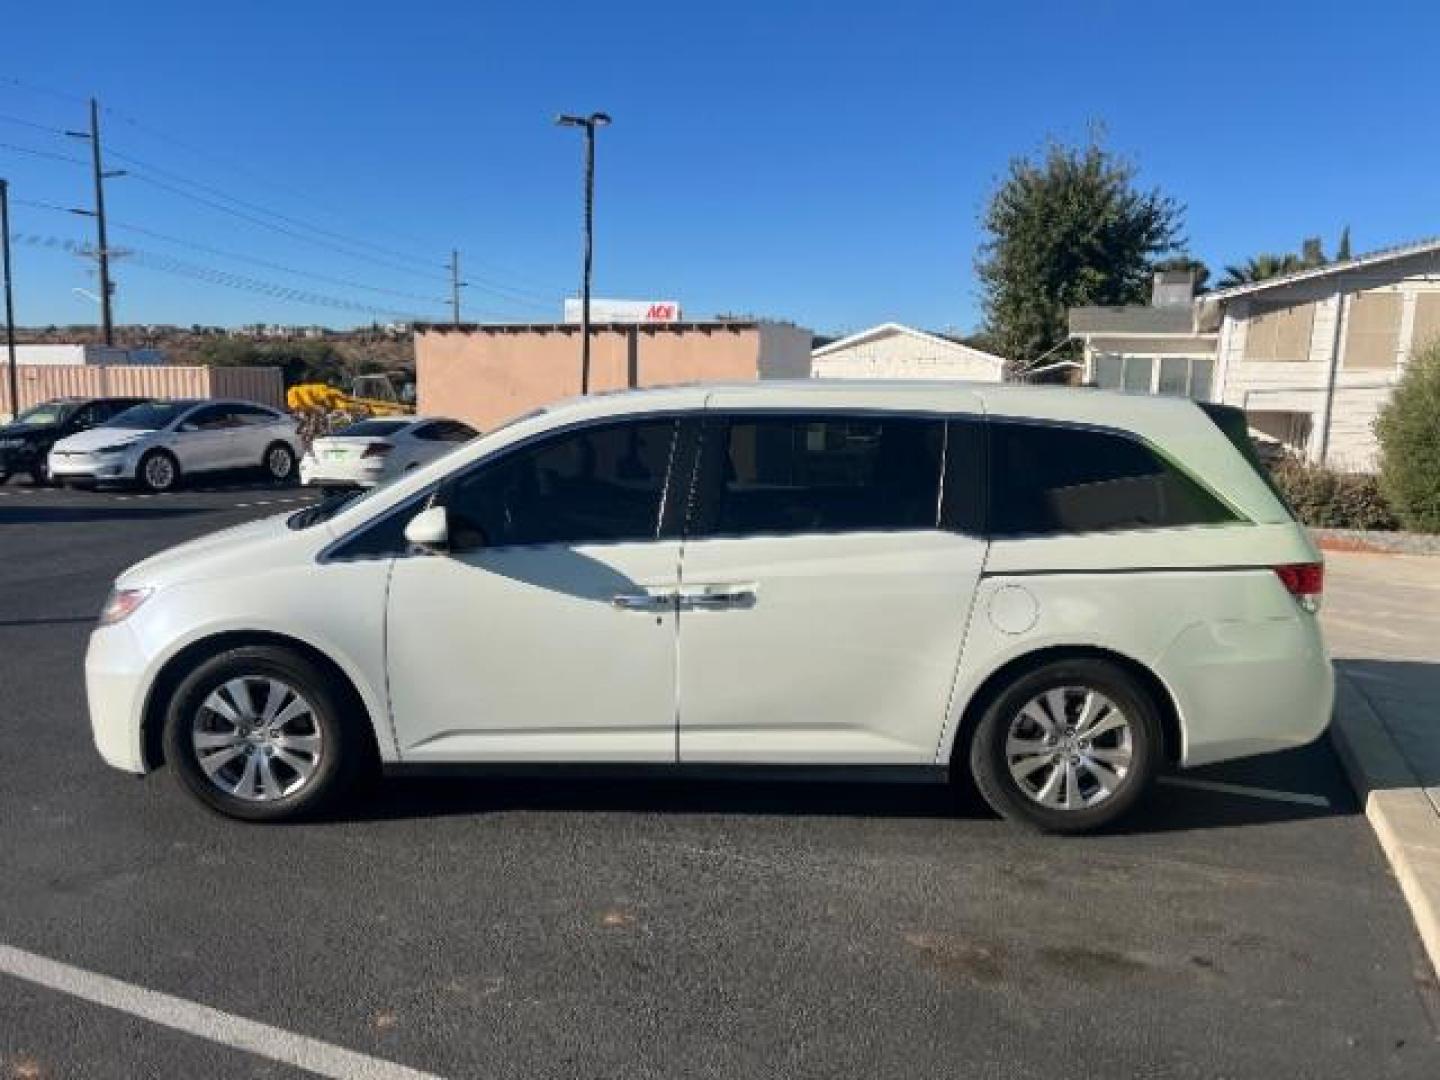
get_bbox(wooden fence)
[1,364,285,418]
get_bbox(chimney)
[1151,270,1196,309]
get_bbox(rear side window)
[693,415,944,537]
[988,420,1238,536]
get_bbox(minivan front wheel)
[969,658,1161,834]
[163,646,361,821]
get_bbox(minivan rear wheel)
[162,645,362,822]
[968,658,1161,834]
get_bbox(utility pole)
[555,112,611,394]
[67,98,124,346]
[449,249,466,326]
[1,179,19,422]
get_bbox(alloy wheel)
[267,446,293,479]
[1004,686,1133,810]
[191,677,323,802]
[144,454,175,490]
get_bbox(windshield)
[103,401,194,430]
[12,401,76,427]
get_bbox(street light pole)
[555,112,611,395]
[1,179,19,423]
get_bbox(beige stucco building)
[1069,240,1440,471]
[415,320,812,431]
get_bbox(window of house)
[442,419,676,549]
[1243,300,1316,363]
[1190,357,1215,401]
[1093,354,1123,389]
[1121,356,1154,393]
[1157,357,1190,395]
[988,421,1238,536]
[1343,291,1402,370]
[693,415,944,537]
[1410,293,1440,357]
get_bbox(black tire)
[262,441,296,484]
[968,657,1161,834]
[137,448,180,493]
[162,645,366,822]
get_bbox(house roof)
[1202,236,1440,301]
[1067,306,1198,336]
[812,322,1006,365]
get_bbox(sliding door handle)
[680,584,758,611]
[611,592,673,612]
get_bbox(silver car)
[48,398,302,492]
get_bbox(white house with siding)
[812,322,1006,382]
[1069,240,1440,471]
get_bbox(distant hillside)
[13,325,415,386]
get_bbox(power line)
[0,140,88,166]
[108,145,562,308]
[9,232,433,320]
[2,85,568,316]
[106,146,447,275]
[0,112,68,137]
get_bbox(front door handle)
[611,592,673,612]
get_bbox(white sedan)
[299,417,477,490]
[48,399,302,492]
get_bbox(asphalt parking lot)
[2,481,1438,1079]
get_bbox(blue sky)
[1,0,1436,337]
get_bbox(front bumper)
[0,444,41,474]
[85,621,152,774]
[48,450,133,482]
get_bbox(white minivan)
[85,382,1332,832]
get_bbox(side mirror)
[404,505,450,553]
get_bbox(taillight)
[361,442,393,458]
[1274,562,1323,612]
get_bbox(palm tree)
[1217,253,1306,289]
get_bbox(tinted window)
[104,401,197,430]
[184,405,240,430]
[695,415,944,537]
[339,419,411,437]
[443,420,676,549]
[231,403,281,425]
[989,421,1238,536]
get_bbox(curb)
[1329,667,1440,977]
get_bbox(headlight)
[98,587,153,626]
[96,444,133,454]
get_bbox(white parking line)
[0,944,446,1080]
[1159,776,1331,808]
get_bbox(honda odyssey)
[85,382,1332,832]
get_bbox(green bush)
[1268,457,1398,531]
[1376,341,1440,532]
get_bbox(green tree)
[1335,225,1352,262]
[197,338,346,387]
[1216,253,1306,288]
[977,137,1184,372]
[1375,341,1440,532]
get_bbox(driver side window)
[442,419,677,550]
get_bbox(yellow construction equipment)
[285,381,410,418]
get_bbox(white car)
[85,381,1332,832]
[299,416,477,490]
[49,399,302,492]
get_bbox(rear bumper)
[85,622,151,774]
[299,456,385,488]
[1158,613,1334,768]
